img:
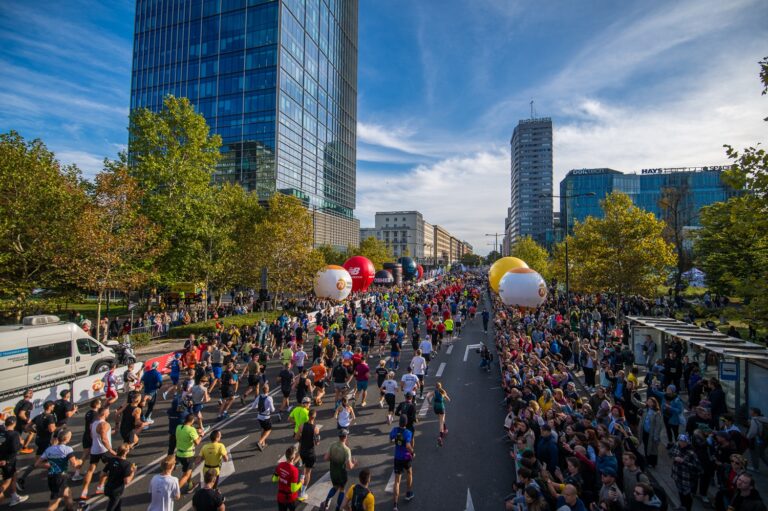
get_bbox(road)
[15,301,514,510]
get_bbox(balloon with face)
[314,265,353,301]
[498,268,547,308]
[488,257,529,293]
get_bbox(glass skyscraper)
[130,0,359,247]
[559,166,742,231]
[506,117,554,247]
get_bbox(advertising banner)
[71,364,139,405]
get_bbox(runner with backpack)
[341,468,374,511]
[253,384,276,451]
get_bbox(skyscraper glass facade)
[130,0,358,243]
[559,166,741,231]
[507,117,553,247]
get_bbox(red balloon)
[417,264,424,280]
[343,256,375,292]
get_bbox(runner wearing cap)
[395,392,418,448]
[289,397,312,440]
[319,429,356,511]
[390,414,415,510]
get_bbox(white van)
[0,315,115,399]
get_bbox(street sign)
[719,359,738,381]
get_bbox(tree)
[658,183,695,301]
[509,236,551,280]
[0,131,89,320]
[70,159,165,339]
[564,192,676,305]
[485,250,502,264]
[127,95,222,283]
[352,237,393,270]
[460,253,483,267]
[245,194,324,303]
[317,244,348,266]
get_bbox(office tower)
[507,117,553,247]
[130,0,359,248]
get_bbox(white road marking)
[466,488,475,511]
[384,470,396,493]
[418,396,430,417]
[302,470,332,507]
[446,344,454,355]
[463,343,482,362]
[435,362,446,378]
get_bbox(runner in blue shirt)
[35,429,81,511]
[141,362,164,423]
[389,415,415,510]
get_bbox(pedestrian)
[273,446,301,511]
[102,444,135,511]
[34,428,82,511]
[669,434,699,511]
[192,469,226,511]
[340,468,374,511]
[0,417,30,506]
[253,384,276,451]
[319,429,356,511]
[390,415,415,511]
[726,472,766,511]
[148,457,181,511]
[640,397,663,468]
[747,407,768,472]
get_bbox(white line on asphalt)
[418,395,430,417]
[463,343,482,362]
[435,362,446,378]
[446,345,453,355]
[302,470,332,507]
[385,470,396,493]
[465,488,475,511]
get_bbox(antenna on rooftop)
[530,99,536,119]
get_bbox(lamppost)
[540,192,595,305]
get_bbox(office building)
[559,166,742,231]
[130,0,360,248]
[507,117,553,247]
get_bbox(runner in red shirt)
[273,446,302,510]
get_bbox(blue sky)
[1,0,766,253]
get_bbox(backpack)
[394,428,406,447]
[349,484,370,511]
[646,473,669,511]
[257,396,267,414]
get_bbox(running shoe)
[162,391,168,400]
[405,491,414,501]
[8,494,28,507]
[19,448,33,454]
[15,479,24,492]
[94,486,105,496]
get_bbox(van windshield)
[76,338,101,356]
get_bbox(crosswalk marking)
[384,470,396,493]
[302,471,332,508]
[446,344,454,355]
[435,362,446,378]
[418,395,430,417]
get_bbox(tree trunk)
[96,288,104,341]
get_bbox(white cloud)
[55,150,104,179]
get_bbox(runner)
[197,429,228,487]
[279,363,294,412]
[190,377,211,431]
[0,417,30,506]
[175,413,202,494]
[374,360,388,408]
[253,384,276,451]
[53,389,78,428]
[216,361,238,421]
[140,361,163,423]
[34,428,81,511]
[395,392,418,447]
[102,363,119,407]
[289,398,311,441]
[163,353,184,401]
[430,382,451,447]
[444,316,454,340]
[147,457,181,511]
[331,360,351,407]
[240,354,261,404]
[340,468,374,511]
[273,446,301,511]
[72,398,102,482]
[400,367,420,400]
[352,356,370,407]
[294,368,314,408]
[334,397,355,432]
[388,334,401,370]
[297,409,320,502]
[101,444,134,511]
[116,391,147,448]
[481,308,489,333]
[381,372,399,425]
[389,415,415,511]
[166,385,193,455]
[13,389,35,454]
[192,469,226,511]
[79,406,115,501]
[319,429,356,511]
[17,400,57,490]
[310,359,328,406]
[409,350,427,400]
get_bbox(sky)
[1,0,766,255]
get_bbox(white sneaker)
[162,391,168,400]
[9,494,29,507]
[71,473,84,481]
[146,418,155,425]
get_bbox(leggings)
[663,417,679,445]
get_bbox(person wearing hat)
[596,467,625,509]
[390,415,415,511]
[669,434,699,511]
[289,397,312,440]
[395,392,418,447]
[162,352,184,401]
[319,428,356,511]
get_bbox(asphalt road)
[15,301,514,511]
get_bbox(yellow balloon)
[488,257,529,292]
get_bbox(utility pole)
[484,233,503,256]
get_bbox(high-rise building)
[559,166,742,232]
[507,117,553,247]
[130,0,359,248]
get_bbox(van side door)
[75,337,102,376]
[27,334,74,386]
[0,343,30,394]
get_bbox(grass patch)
[168,311,281,338]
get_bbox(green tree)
[460,253,483,267]
[485,250,502,264]
[564,192,676,305]
[71,159,165,339]
[245,194,324,303]
[127,95,222,283]
[0,131,89,320]
[353,237,393,270]
[317,244,348,266]
[658,184,695,301]
[509,236,551,280]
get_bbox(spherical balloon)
[488,257,529,293]
[314,265,353,301]
[416,264,424,280]
[342,256,375,292]
[398,257,417,280]
[373,269,394,286]
[498,268,547,308]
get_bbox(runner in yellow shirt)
[197,430,228,486]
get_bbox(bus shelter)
[627,316,768,422]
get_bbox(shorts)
[1,460,16,479]
[221,387,233,399]
[212,365,223,379]
[248,376,259,387]
[417,375,424,385]
[314,380,326,390]
[47,473,68,499]
[120,430,136,444]
[423,353,431,362]
[82,436,93,450]
[390,351,399,358]
[446,330,453,336]
[299,451,316,469]
[278,502,297,511]
[176,455,194,472]
[356,380,368,391]
[333,382,347,393]
[329,464,348,487]
[105,387,118,400]
[192,404,204,414]
[361,345,369,353]
[385,394,396,412]
[259,419,273,431]
[434,406,445,415]
[394,458,412,474]
[90,452,108,465]
[36,440,51,456]
[170,374,180,385]
[281,388,291,398]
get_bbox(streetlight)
[540,192,596,305]
[484,233,504,256]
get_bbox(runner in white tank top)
[91,418,112,455]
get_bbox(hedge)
[168,311,281,338]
